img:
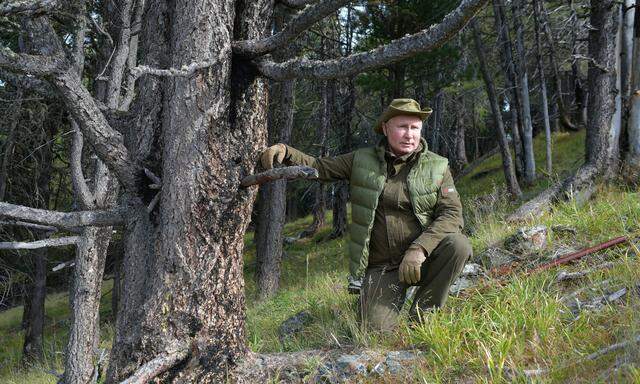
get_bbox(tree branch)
[0,202,124,230]
[119,345,189,384]
[278,0,318,9]
[233,0,351,57]
[0,236,78,250]
[240,166,319,187]
[0,0,58,17]
[70,127,96,210]
[0,45,64,76]
[0,220,58,232]
[257,0,488,80]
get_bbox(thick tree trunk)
[472,20,522,199]
[430,89,445,154]
[107,1,272,381]
[586,0,621,171]
[254,4,297,299]
[452,94,468,174]
[532,0,553,174]
[511,0,536,184]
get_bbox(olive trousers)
[359,233,472,331]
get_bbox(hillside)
[2,130,640,382]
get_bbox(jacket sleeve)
[411,168,464,256]
[283,144,354,182]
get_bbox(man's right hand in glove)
[260,144,287,169]
[399,245,427,285]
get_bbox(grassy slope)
[3,130,640,383]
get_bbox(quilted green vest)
[348,139,449,279]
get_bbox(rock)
[335,354,368,376]
[283,235,300,245]
[449,276,476,295]
[477,247,517,269]
[385,350,421,375]
[460,263,483,276]
[278,311,312,343]
[504,226,548,255]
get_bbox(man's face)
[382,115,423,156]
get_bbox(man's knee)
[440,233,473,263]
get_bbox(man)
[260,98,472,331]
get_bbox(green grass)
[3,129,640,382]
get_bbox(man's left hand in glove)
[399,244,427,285]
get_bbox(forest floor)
[2,130,640,383]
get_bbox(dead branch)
[585,334,640,360]
[0,236,78,250]
[130,59,219,82]
[0,202,124,230]
[52,260,75,271]
[119,345,189,384]
[0,0,58,17]
[233,0,350,57]
[531,236,628,273]
[70,128,96,210]
[0,220,58,233]
[257,0,488,80]
[556,261,617,282]
[240,166,318,187]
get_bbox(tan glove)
[260,144,287,169]
[399,245,427,285]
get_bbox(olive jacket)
[283,138,464,277]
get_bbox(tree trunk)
[300,81,329,238]
[471,20,522,199]
[330,78,355,239]
[492,0,525,179]
[430,89,445,154]
[22,106,56,364]
[533,0,553,174]
[452,94,468,174]
[511,0,536,184]
[627,1,640,170]
[254,4,297,299]
[586,0,621,172]
[0,87,22,200]
[107,0,272,381]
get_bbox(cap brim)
[374,107,433,133]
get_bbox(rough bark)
[471,20,522,199]
[107,0,272,381]
[452,94,468,174]
[254,5,297,297]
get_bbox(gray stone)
[504,226,548,255]
[449,276,476,295]
[460,263,483,276]
[278,310,312,343]
[385,350,421,375]
[335,354,367,376]
[477,247,517,269]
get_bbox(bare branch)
[52,260,75,271]
[233,0,351,57]
[130,60,218,82]
[0,236,78,250]
[240,166,319,187]
[257,0,488,80]
[0,45,64,76]
[0,220,58,233]
[70,127,96,210]
[119,345,189,384]
[0,202,124,230]
[0,0,58,17]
